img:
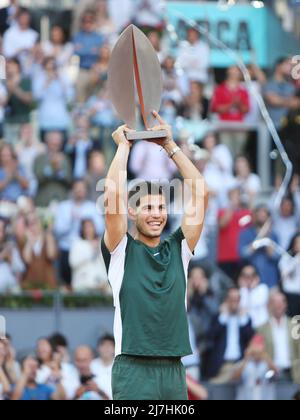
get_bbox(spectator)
[239,205,281,288]
[42,25,74,71]
[0,81,7,140]
[147,29,165,63]
[94,0,117,42]
[187,266,219,354]
[3,8,38,71]
[33,56,74,141]
[258,292,300,384]
[54,180,104,287]
[279,232,300,317]
[73,346,109,400]
[238,264,269,328]
[12,356,65,400]
[133,0,165,30]
[73,11,105,103]
[244,64,266,125]
[202,132,233,176]
[272,195,300,251]
[91,334,115,400]
[0,335,21,386]
[0,144,29,203]
[4,58,34,145]
[235,156,262,206]
[0,0,19,36]
[0,340,11,400]
[217,186,252,279]
[264,57,300,130]
[21,213,58,290]
[202,288,254,383]
[69,219,108,292]
[85,150,106,203]
[89,44,111,90]
[34,131,72,207]
[235,335,276,401]
[178,81,209,121]
[177,27,210,84]
[161,55,188,105]
[49,334,71,364]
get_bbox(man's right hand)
[112,125,134,147]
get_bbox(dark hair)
[128,182,165,209]
[7,57,21,70]
[225,287,240,301]
[238,263,259,278]
[97,334,115,348]
[80,219,97,240]
[288,231,300,257]
[275,57,290,68]
[281,194,295,215]
[17,7,31,19]
[49,333,68,350]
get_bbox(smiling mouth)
[147,222,163,228]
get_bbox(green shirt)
[101,228,193,358]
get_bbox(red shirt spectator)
[211,66,250,122]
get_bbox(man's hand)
[149,111,173,147]
[112,125,134,147]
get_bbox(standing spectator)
[258,293,300,384]
[235,156,262,206]
[33,57,74,141]
[177,28,210,85]
[21,213,58,290]
[12,356,65,401]
[73,346,109,400]
[161,55,188,105]
[202,288,254,383]
[211,66,250,156]
[89,44,111,90]
[94,0,117,42]
[244,64,266,125]
[272,195,300,251]
[0,218,25,293]
[202,132,233,176]
[218,186,252,280]
[5,58,34,145]
[85,150,106,203]
[238,264,269,328]
[3,8,38,71]
[73,11,105,103]
[54,180,104,288]
[239,206,281,288]
[69,219,108,292]
[91,334,115,400]
[264,57,300,130]
[0,144,29,203]
[34,131,72,207]
[279,232,300,317]
[42,26,74,71]
[178,81,209,121]
[187,266,219,354]
[134,0,165,30]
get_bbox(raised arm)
[150,112,209,252]
[103,125,133,252]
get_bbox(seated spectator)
[202,132,233,175]
[0,335,21,387]
[235,156,262,206]
[258,292,300,384]
[54,180,104,287]
[239,205,281,288]
[42,25,74,71]
[272,195,300,251]
[202,288,254,384]
[12,356,65,400]
[21,213,58,290]
[85,150,106,203]
[0,81,8,140]
[91,334,115,400]
[235,335,277,401]
[161,55,188,104]
[69,219,109,292]
[217,186,252,280]
[34,131,72,207]
[264,57,300,130]
[177,28,210,85]
[0,144,29,203]
[178,81,209,121]
[238,264,269,328]
[73,10,105,103]
[279,232,300,317]
[33,57,74,141]
[4,57,34,145]
[3,8,38,72]
[89,44,111,90]
[73,346,109,400]
[49,333,71,364]
[0,218,25,293]
[187,266,219,354]
[0,340,11,400]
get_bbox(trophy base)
[126,130,167,141]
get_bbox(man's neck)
[135,232,161,248]
[274,72,285,82]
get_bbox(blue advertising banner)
[167,2,300,68]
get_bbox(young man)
[101,111,208,400]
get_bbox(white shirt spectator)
[177,40,210,84]
[134,0,165,28]
[279,254,300,295]
[3,23,38,68]
[37,363,79,400]
[240,284,269,328]
[272,212,300,251]
[90,358,113,400]
[270,316,291,370]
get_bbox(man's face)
[270,294,287,319]
[227,290,241,314]
[47,133,63,153]
[98,341,115,362]
[131,195,168,239]
[18,12,30,30]
[279,59,293,78]
[81,14,95,32]
[75,349,93,375]
[187,28,199,44]
[239,266,259,289]
[73,182,87,202]
[25,358,39,382]
[254,208,269,227]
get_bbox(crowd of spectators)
[0,0,300,400]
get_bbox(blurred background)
[0,0,300,400]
